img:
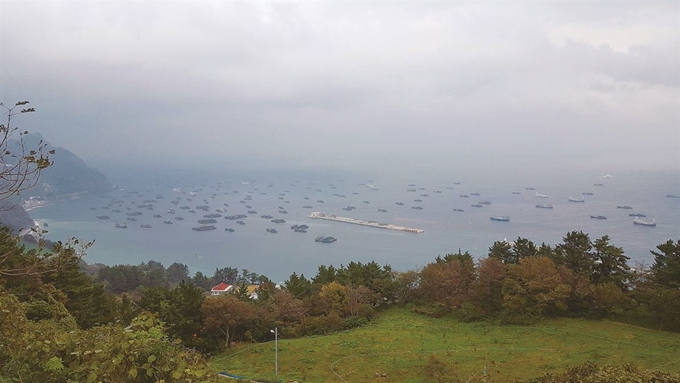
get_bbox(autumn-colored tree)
[469,257,506,317]
[269,290,306,324]
[344,285,375,317]
[318,281,348,316]
[201,295,256,348]
[419,252,475,309]
[502,256,571,323]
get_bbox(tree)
[502,256,571,323]
[554,231,595,275]
[98,264,145,293]
[191,271,212,290]
[164,281,205,346]
[0,300,220,383]
[212,266,238,285]
[269,290,306,325]
[488,240,515,264]
[285,271,312,299]
[0,101,54,206]
[40,248,117,329]
[312,264,337,285]
[650,239,680,289]
[166,262,189,284]
[201,295,256,348]
[512,237,538,260]
[469,257,506,317]
[591,235,630,290]
[393,270,421,304]
[336,261,394,305]
[317,281,348,316]
[419,252,476,309]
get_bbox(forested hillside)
[2,221,679,381]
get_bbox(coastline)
[23,191,89,211]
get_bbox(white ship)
[633,218,656,227]
[535,192,550,198]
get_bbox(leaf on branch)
[15,101,29,106]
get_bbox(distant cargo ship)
[490,216,510,222]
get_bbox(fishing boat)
[633,218,656,227]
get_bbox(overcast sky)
[1,0,678,176]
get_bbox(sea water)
[28,169,680,282]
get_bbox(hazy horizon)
[2,1,678,176]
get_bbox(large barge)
[307,212,424,233]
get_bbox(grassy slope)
[210,308,680,382]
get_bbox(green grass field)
[209,308,680,382]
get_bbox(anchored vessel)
[633,218,656,227]
[308,212,424,233]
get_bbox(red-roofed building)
[210,282,233,295]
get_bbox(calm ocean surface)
[29,169,680,282]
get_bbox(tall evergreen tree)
[650,239,680,289]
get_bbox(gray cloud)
[1,1,678,174]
